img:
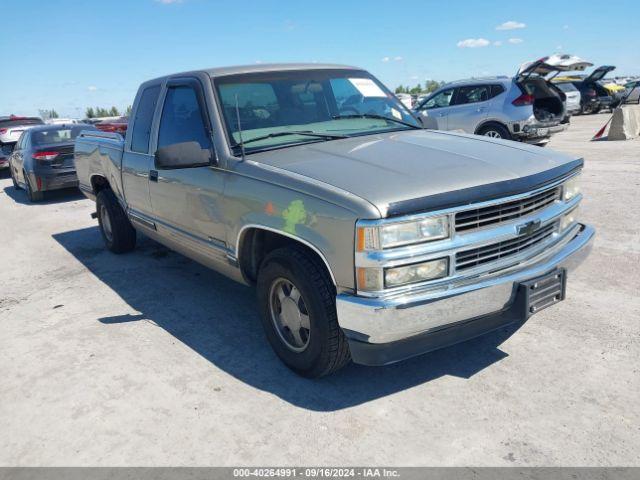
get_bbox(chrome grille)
[456,223,556,271]
[455,186,560,232]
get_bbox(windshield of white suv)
[213,69,421,155]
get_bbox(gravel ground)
[0,113,638,466]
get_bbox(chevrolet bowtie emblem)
[516,219,542,236]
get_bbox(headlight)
[357,258,449,291]
[563,174,581,201]
[357,216,449,251]
[560,206,579,231]
[384,258,448,288]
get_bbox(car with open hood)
[73,64,594,377]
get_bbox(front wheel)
[478,124,510,140]
[96,189,136,253]
[257,246,350,378]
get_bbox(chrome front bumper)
[337,223,594,365]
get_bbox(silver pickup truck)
[75,64,594,377]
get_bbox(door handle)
[149,170,158,182]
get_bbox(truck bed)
[74,130,125,201]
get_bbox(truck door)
[446,84,490,133]
[122,84,162,218]
[148,78,228,265]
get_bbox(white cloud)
[87,86,98,91]
[563,24,569,30]
[493,41,503,46]
[155,0,183,4]
[393,56,403,61]
[381,56,390,62]
[508,38,524,44]
[457,38,490,48]
[496,20,526,30]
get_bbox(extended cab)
[75,64,594,377]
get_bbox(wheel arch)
[90,174,110,194]
[236,225,337,287]
[474,119,510,135]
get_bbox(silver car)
[413,76,567,146]
[0,115,44,169]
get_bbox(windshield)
[31,125,95,146]
[213,69,420,154]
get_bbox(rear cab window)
[130,85,161,153]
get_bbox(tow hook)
[91,211,98,219]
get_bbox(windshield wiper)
[235,130,348,149]
[332,113,421,129]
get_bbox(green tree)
[85,107,95,118]
[125,105,132,116]
[109,106,120,116]
[424,80,444,93]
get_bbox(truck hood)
[250,129,580,217]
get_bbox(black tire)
[477,123,511,140]
[24,171,43,202]
[10,166,21,190]
[96,189,136,253]
[257,246,350,378]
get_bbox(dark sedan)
[8,123,97,202]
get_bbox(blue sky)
[1,0,638,117]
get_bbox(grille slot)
[455,187,560,232]
[456,223,556,271]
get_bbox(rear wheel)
[257,246,350,378]
[478,124,510,140]
[96,189,136,253]
[24,171,43,202]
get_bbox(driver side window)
[422,89,454,109]
[158,86,211,150]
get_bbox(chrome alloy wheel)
[483,130,502,138]
[269,278,311,352]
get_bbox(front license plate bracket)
[518,268,567,318]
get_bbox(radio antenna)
[234,94,246,161]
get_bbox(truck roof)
[146,63,362,84]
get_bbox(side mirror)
[155,141,211,169]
